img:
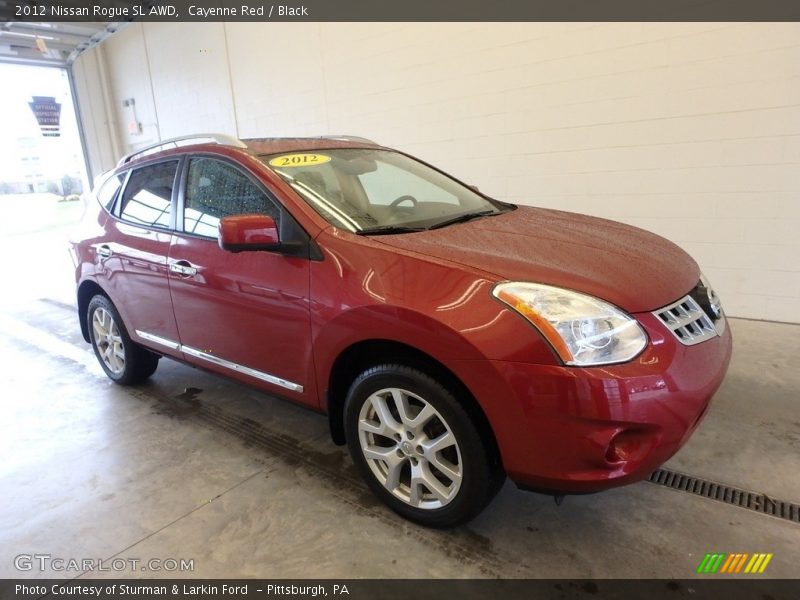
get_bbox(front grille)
[653,293,721,346]
[689,278,726,336]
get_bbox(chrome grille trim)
[653,295,720,346]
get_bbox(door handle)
[169,260,198,277]
[97,245,113,258]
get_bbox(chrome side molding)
[181,345,304,392]
[135,330,180,351]
[134,330,303,393]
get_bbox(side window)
[184,158,280,238]
[96,173,126,211]
[119,161,178,229]
[358,161,459,206]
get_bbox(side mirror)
[218,214,280,253]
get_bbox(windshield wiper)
[427,210,500,230]
[355,225,426,236]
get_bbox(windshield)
[262,148,511,233]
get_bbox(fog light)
[606,430,654,463]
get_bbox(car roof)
[243,137,382,155]
[115,134,383,169]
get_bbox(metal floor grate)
[648,468,800,524]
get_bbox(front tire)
[344,364,499,528]
[87,295,159,385]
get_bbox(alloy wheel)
[92,307,125,375]
[357,387,463,509]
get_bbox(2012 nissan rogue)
[70,133,732,527]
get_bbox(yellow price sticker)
[268,153,331,168]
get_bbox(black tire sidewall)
[344,364,492,528]
[87,295,141,385]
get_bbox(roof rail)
[117,133,247,166]
[320,135,376,144]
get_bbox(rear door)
[100,159,182,355]
[167,155,316,406]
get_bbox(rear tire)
[344,364,501,528]
[87,294,159,385]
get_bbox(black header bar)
[2,579,800,600]
[2,0,800,23]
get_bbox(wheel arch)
[77,279,108,343]
[325,338,503,473]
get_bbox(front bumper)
[448,311,733,493]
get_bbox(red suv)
[70,133,732,527]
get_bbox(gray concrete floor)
[0,199,798,579]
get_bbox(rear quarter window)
[96,173,126,211]
[118,161,179,229]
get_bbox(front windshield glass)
[262,148,510,233]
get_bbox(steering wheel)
[389,195,418,209]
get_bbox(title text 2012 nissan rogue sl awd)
[70,133,732,527]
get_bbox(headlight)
[492,282,648,366]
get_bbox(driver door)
[167,156,316,406]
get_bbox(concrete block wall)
[73,22,800,322]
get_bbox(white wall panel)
[142,23,237,140]
[102,24,161,152]
[72,22,800,322]
[70,48,117,179]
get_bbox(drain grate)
[648,468,800,524]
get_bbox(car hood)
[375,206,698,313]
